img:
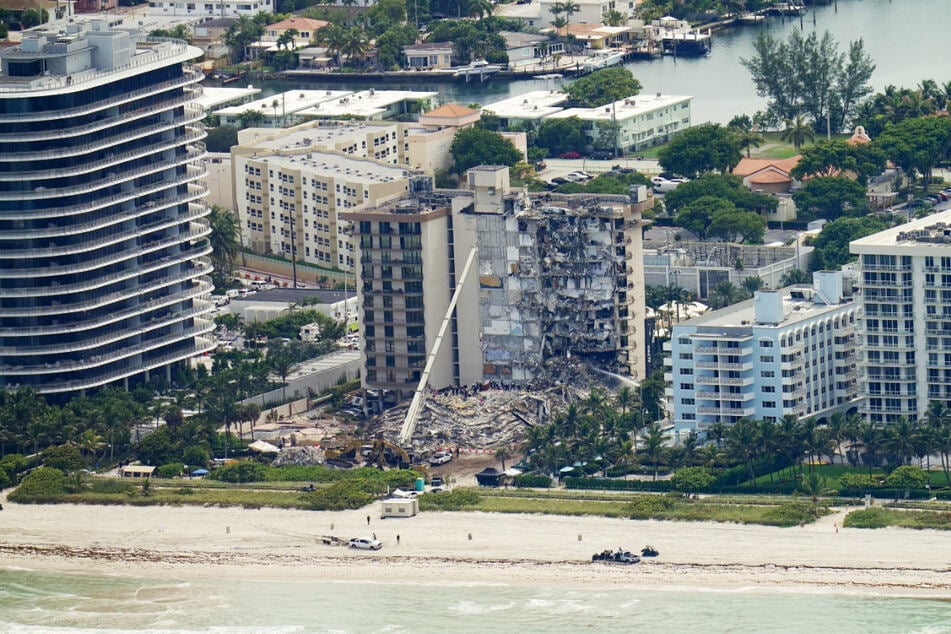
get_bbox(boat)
[452,59,502,81]
[738,13,765,24]
[532,73,564,80]
[582,49,626,71]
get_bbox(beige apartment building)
[341,167,647,397]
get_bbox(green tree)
[780,114,815,152]
[875,115,951,185]
[708,205,766,243]
[450,128,521,174]
[314,22,348,65]
[20,8,47,28]
[884,465,927,496]
[742,29,874,131]
[535,116,586,156]
[658,123,741,179]
[236,109,266,129]
[374,23,419,70]
[663,173,776,216]
[42,444,85,473]
[225,15,265,63]
[603,9,626,26]
[742,275,765,296]
[798,472,832,516]
[808,216,888,271]
[792,176,868,222]
[708,279,745,310]
[669,466,714,492]
[151,23,193,44]
[208,205,242,286]
[563,67,641,108]
[728,114,765,158]
[674,195,734,240]
[205,125,239,153]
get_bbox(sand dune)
[1,495,949,595]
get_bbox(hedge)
[513,474,552,488]
[564,477,672,492]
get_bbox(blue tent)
[191,468,209,476]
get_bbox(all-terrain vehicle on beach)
[641,546,659,557]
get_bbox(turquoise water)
[2,568,950,633]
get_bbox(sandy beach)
[1,493,949,596]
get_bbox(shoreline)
[2,498,950,597]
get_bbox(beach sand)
[1,493,949,595]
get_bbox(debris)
[272,446,325,467]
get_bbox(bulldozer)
[325,433,418,470]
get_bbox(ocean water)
[1,568,950,633]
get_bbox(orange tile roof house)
[265,18,329,41]
[418,103,481,128]
[733,155,802,194]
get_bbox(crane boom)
[398,247,478,446]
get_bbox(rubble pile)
[272,446,326,467]
[369,359,605,453]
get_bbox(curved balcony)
[0,107,205,163]
[0,151,204,201]
[0,187,208,240]
[0,168,204,221]
[19,335,216,396]
[0,271,211,320]
[0,279,212,337]
[0,203,208,259]
[0,227,209,279]
[0,321,214,375]
[0,247,211,299]
[0,92,200,142]
[0,129,205,183]
[0,65,204,123]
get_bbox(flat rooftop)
[241,120,397,151]
[195,86,261,112]
[546,93,692,122]
[295,89,438,118]
[214,89,352,116]
[851,208,951,248]
[257,150,416,183]
[683,288,848,330]
[482,90,569,119]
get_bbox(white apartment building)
[232,149,421,272]
[341,167,647,396]
[850,211,951,423]
[668,272,860,432]
[148,0,274,19]
[543,93,692,153]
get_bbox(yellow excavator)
[325,433,415,470]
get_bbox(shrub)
[9,467,66,501]
[513,474,552,488]
[88,478,135,494]
[760,502,815,527]
[304,480,376,511]
[625,494,676,518]
[838,473,881,490]
[670,467,715,492]
[843,508,890,529]
[212,461,269,483]
[418,488,481,511]
[0,465,10,489]
[183,446,209,469]
[157,463,185,479]
[42,444,85,473]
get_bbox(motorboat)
[583,49,626,71]
[453,59,502,80]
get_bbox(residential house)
[403,42,454,69]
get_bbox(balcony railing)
[0,129,205,183]
[0,280,212,337]
[0,188,208,241]
[1,227,209,279]
[0,205,207,260]
[18,335,216,396]
[0,151,204,201]
[0,248,211,298]
[0,270,211,319]
[0,167,204,221]
[0,304,210,356]
[0,91,200,142]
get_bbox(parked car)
[349,537,383,550]
[549,177,569,186]
[651,176,687,193]
[590,150,614,160]
[567,171,592,180]
[430,476,444,487]
[559,151,582,159]
[430,450,453,466]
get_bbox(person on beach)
[367,515,371,526]
[396,534,400,545]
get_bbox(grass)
[843,507,951,531]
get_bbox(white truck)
[651,176,688,194]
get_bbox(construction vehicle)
[325,433,414,470]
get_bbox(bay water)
[254,0,951,124]
[2,566,950,633]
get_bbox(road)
[539,157,663,180]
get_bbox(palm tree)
[781,114,815,152]
[468,0,493,20]
[641,423,666,481]
[741,275,765,297]
[780,268,810,286]
[708,280,744,309]
[728,116,765,158]
[725,417,760,482]
[603,9,626,26]
[313,23,348,65]
[207,205,241,284]
[341,27,369,66]
[798,472,832,516]
[494,446,511,471]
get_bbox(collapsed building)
[341,166,648,402]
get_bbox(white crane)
[398,247,478,446]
